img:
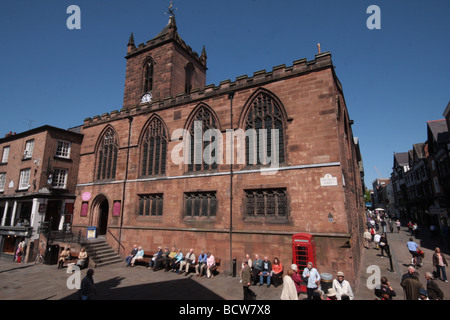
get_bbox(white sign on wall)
[320,174,338,187]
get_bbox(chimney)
[317,43,321,54]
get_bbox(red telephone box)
[292,233,316,293]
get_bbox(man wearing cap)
[332,271,354,300]
[302,262,321,300]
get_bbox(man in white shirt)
[302,262,321,300]
[373,233,381,249]
[179,248,196,275]
[332,271,354,300]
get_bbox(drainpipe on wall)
[228,92,235,276]
[118,116,133,256]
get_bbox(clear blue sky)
[1,0,449,189]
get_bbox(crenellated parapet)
[83,51,333,128]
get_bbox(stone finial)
[201,45,207,66]
[128,33,135,48]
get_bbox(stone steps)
[85,237,123,268]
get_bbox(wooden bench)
[187,258,221,276]
[62,252,89,269]
[62,253,78,267]
[133,253,153,266]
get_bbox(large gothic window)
[96,128,118,180]
[141,117,167,176]
[143,58,154,93]
[244,92,285,166]
[187,105,219,172]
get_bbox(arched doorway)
[91,195,109,236]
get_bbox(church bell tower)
[122,12,207,109]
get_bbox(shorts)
[409,250,419,257]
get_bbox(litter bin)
[87,226,97,239]
[320,273,333,293]
[44,244,60,265]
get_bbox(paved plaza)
[1,225,449,302]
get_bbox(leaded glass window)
[245,188,287,218]
[141,117,167,176]
[138,194,163,216]
[187,106,219,172]
[96,128,118,180]
[184,191,217,218]
[245,92,285,166]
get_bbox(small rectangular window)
[0,173,6,192]
[244,188,287,218]
[184,191,217,218]
[1,146,10,163]
[52,169,68,189]
[19,168,31,190]
[24,140,34,159]
[138,194,163,216]
[56,141,71,159]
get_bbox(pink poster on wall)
[113,200,121,217]
[81,202,88,217]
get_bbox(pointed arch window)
[141,117,168,176]
[143,58,154,93]
[244,92,285,166]
[96,128,118,180]
[187,106,219,172]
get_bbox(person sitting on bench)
[76,247,88,268]
[130,246,144,267]
[195,251,208,277]
[179,248,195,275]
[58,247,71,269]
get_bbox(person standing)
[378,234,388,258]
[242,260,256,300]
[396,219,401,233]
[302,262,321,300]
[425,272,444,300]
[289,264,303,298]
[401,272,423,300]
[432,247,448,283]
[363,229,372,249]
[332,271,354,300]
[375,277,396,300]
[280,268,299,300]
[388,219,394,233]
[373,232,381,250]
[79,269,96,300]
[239,254,252,283]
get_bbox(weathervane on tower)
[166,0,177,17]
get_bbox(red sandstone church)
[72,13,366,285]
